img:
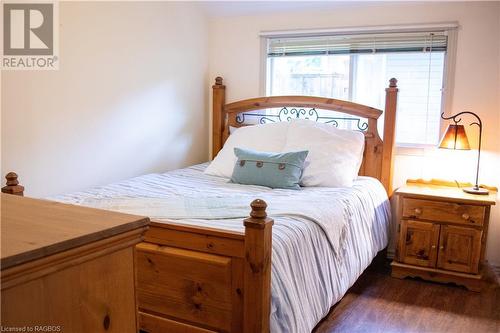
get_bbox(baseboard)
[386,248,395,260]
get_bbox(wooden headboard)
[212,77,399,194]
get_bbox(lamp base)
[462,187,489,195]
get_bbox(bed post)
[381,78,399,195]
[1,172,24,196]
[243,199,273,333]
[212,76,226,159]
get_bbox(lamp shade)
[438,124,471,150]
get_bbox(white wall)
[208,2,500,264]
[1,1,209,197]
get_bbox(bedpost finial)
[5,172,19,186]
[250,199,267,219]
[2,172,24,196]
[244,199,273,229]
[389,78,398,88]
[215,76,223,86]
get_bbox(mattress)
[53,163,390,333]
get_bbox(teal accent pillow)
[231,148,308,190]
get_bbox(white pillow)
[283,120,365,187]
[205,121,289,178]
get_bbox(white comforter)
[53,163,390,333]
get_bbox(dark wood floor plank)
[314,263,499,333]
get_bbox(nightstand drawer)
[402,198,485,226]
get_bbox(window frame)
[259,23,458,149]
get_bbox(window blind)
[268,31,447,57]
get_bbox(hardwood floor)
[314,261,500,333]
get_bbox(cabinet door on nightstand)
[437,225,482,274]
[399,220,440,268]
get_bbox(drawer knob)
[440,245,445,250]
[462,213,470,220]
[431,245,436,249]
[414,208,422,215]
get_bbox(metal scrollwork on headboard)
[235,107,369,131]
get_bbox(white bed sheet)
[52,163,390,333]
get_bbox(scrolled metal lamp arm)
[440,111,483,190]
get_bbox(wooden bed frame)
[2,77,398,333]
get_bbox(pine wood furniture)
[1,193,149,333]
[391,179,497,292]
[2,76,399,333]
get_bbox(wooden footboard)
[136,199,273,333]
[1,176,274,333]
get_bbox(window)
[265,30,452,146]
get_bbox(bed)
[2,77,399,333]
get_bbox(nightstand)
[391,179,497,292]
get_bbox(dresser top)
[1,194,149,269]
[396,180,497,206]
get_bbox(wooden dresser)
[391,180,497,291]
[1,194,149,332]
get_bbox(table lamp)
[439,111,488,195]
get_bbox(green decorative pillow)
[231,148,308,190]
